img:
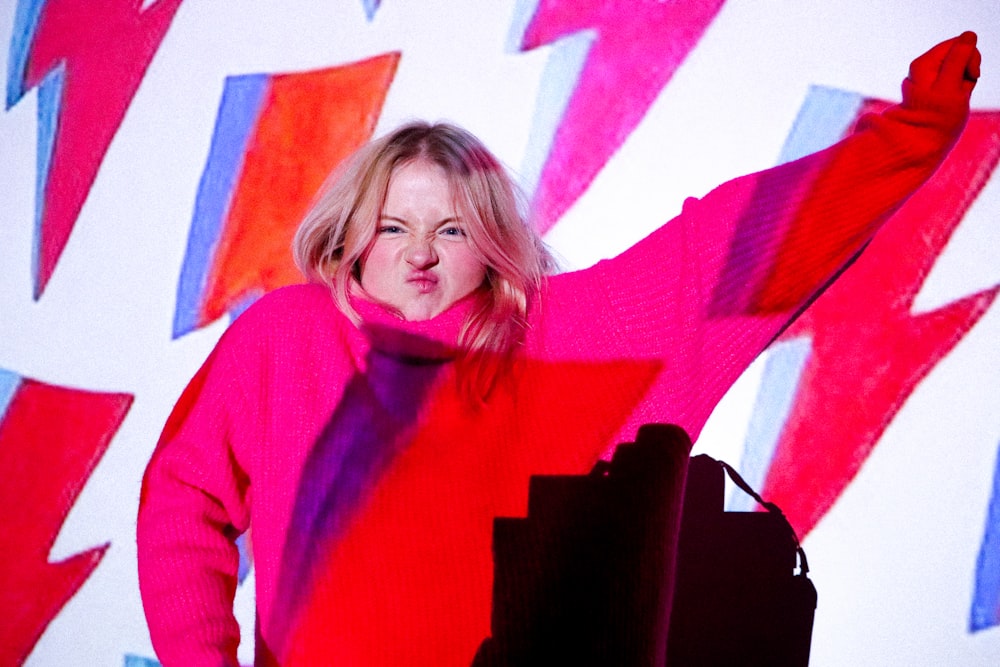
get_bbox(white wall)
[1,1,998,664]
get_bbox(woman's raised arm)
[533,33,980,437]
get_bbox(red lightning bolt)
[14,0,183,298]
[284,357,661,665]
[0,378,133,665]
[197,54,399,331]
[520,0,727,232]
[762,108,1000,536]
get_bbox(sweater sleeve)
[536,71,970,430]
[137,329,253,667]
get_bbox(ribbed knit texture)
[138,77,968,666]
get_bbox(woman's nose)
[405,236,438,269]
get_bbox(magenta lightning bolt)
[518,0,727,233]
[7,0,183,297]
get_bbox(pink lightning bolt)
[762,107,1000,537]
[520,0,727,233]
[9,0,183,298]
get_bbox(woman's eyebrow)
[378,215,412,227]
[378,214,463,226]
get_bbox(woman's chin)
[399,298,443,322]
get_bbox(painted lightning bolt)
[756,105,1000,537]
[0,371,133,665]
[361,0,381,21]
[517,0,727,233]
[6,0,183,298]
[172,54,399,338]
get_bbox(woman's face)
[359,160,488,321]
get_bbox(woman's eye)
[378,225,403,234]
[440,226,466,237]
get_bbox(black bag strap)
[715,458,811,577]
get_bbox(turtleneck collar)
[350,291,477,362]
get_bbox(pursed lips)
[406,270,439,292]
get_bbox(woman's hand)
[908,31,981,102]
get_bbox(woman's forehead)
[382,160,474,213]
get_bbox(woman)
[138,33,981,666]
[293,121,556,397]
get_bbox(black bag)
[666,454,817,667]
[472,425,817,666]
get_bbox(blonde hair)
[293,121,555,392]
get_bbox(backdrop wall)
[1,1,999,665]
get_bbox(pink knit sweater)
[138,77,968,666]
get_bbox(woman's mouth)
[407,272,438,293]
